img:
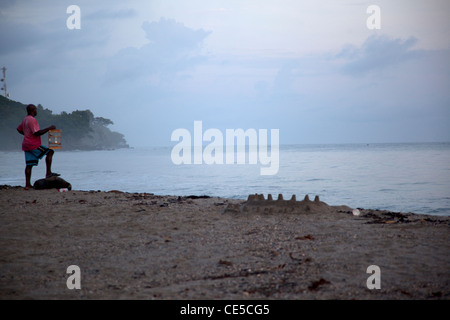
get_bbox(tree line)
[0,95,129,150]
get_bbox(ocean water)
[1,142,450,216]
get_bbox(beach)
[0,185,449,300]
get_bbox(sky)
[1,0,449,147]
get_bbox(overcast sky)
[1,0,449,146]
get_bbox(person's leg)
[24,150,38,190]
[25,165,33,190]
[45,149,55,178]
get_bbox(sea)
[1,142,450,216]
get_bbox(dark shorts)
[25,146,51,166]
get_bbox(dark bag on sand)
[33,176,72,190]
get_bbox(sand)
[0,185,449,300]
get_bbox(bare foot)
[24,186,32,190]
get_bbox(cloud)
[0,0,15,9]
[142,18,211,51]
[0,15,109,57]
[0,20,45,55]
[86,8,137,20]
[337,35,424,76]
[105,18,211,84]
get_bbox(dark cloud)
[338,35,424,76]
[0,11,111,93]
[0,20,44,55]
[0,14,109,56]
[0,0,16,8]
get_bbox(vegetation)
[0,95,129,150]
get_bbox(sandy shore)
[0,185,449,300]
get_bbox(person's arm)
[33,125,56,137]
[17,122,24,135]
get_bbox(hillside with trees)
[0,95,129,151]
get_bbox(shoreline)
[0,185,449,299]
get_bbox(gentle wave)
[1,142,449,216]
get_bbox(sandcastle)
[223,193,331,214]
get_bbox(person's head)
[26,104,37,117]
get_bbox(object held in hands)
[48,129,62,149]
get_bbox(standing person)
[17,104,60,190]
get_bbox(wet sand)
[0,185,449,300]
